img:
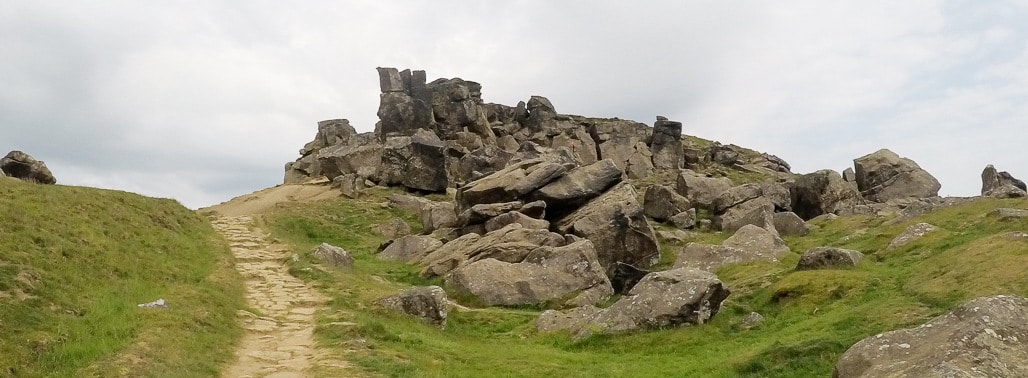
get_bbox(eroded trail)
[212,216,349,378]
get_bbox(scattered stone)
[1,151,56,184]
[331,173,364,199]
[772,212,810,236]
[834,295,1028,378]
[378,286,449,328]
[853,149,941,202]
[669,209,698,230]
[721,224,790,259]
[740,312,764,330]
[528,159,623,215]
[673,243,752,272]
[886,222,938,250]
[137,298,168,309]
[312,243,355,268]
[373,218,412,239]
[991,208,1028,220]
[420,202,458,233]
[796,247,863,270]
[537,268,730,339]
[656,229,694,243]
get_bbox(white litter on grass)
[138,298,167,309]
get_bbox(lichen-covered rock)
[536,268,730,339]
[796,247,863,270]
[853,149,941,202]
[712,196,776,233]
[886,223,938,250]
[378,235,443,264]
[773,212,810,236]
[721,224,789,258]
[834,295,1028,378]
[555,182,660,273]
[675,224,788,272]
[312,243,354,268]
[675,169,733,210]
[1,151,56,184]
[643,185,691,222]
[419,224,566,278]
[378,286,449,328]
[445,240,613,307]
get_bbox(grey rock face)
[1,151,56,184]
[675,169,734,210]
[796,247,863,270]
[669,209,698,230]
[312,243,354,268]
[772,212,810,237]
[643,185,692,222]
[588,118,654,179]
[378,235,443,264]
[713,196,776,233]
[650,117,684,170]
[445,240,613,307]
[528,159,623,215]
[377,130,450,192]
[853,149,941,202]
[536,268,730,339]
[673,243,752,272]
[419,224,567,278]
[790,169,865,220]
[555,182,661,273]
[378,286,449,327]
[834,295,1028,378]
[981,164,1027,198]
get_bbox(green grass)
[0,178,244,377]
[263,185,1028,377]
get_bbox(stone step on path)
[211,216,352,378]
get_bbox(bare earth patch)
[202,180,339,217]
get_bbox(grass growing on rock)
[263,185,1028,377]
[0,178,244,377]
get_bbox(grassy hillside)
[261,185,1028,377]
[0,178,244,377]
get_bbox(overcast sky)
[3,1,1027,209]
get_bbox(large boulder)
[588,119,654,179]
[377,129,450,192]
[311,243,354,268]
[675,224,789,272]
[853,149,941,202]
[285,119,361,183]
[378,235,443,264]
[455,158,570,212]
[527,158,623,216]
[536,268,730,338]
[981,164,1027,198]
[419,224,566,278]
[650,117,684,170]
[790,169,865,220]
[675,170,733,210]
[795,247,863,270]
[712,196,776,233]
[445,240,613,307]
[834,295,1028,378]
[721,224,790,258]
[886,222,938,251]
[555,182,661,274]
[773,212,810,236]
[643,185,692,222]
[377,286,449,328]
[1,151,56,184]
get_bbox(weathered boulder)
[673,243,752,272]
[555,182,661,273]
[588,118,654,179]
[373,218,411,239]
[650,117,684,170]
[527,159,623,216]
[834,295,1028,378]
[378,286,449,328]
[300,119,358,156]
[331,173,364,199]
[773,212,810,237]
[981,164,1027,198]
[796,247,863,270]
[311,243,354,268]
[458,201,525,226]
[445,240,613,307]
[706,142,740,166]
[991,208,1028,220]
[610,262,651,294]
[669,209,698,230]
[712,184,764,213]
[790,169,865,220]
[853,149,941,202]
[484,211,550,232]
[285,119,361,183]
[886,222,937,251]
[420,201,458,233]
[378,129,450,192]
[455,158,569,212]
[419,224,566,278]
[643,185,692,222]
[721,224,790,259]
[378,235,443,264]
[675,170,733,210]
[1,151,56,184]
[713,196,776,233]
[536,268,730,338]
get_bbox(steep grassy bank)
[264,187,1028,377]
[0,178,245,377]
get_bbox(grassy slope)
[0,178,244,377]
[264,186,1028,377]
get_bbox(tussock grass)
[264,186,1028,377]
[0,179,244,377]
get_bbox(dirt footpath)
[212,216,351,377]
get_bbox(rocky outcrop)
[650,116,684,170]
[536,268,730,339]
[1,151,56,184]
[555,181,661,273]
[419,224,567,278]
[853,149,941,202]
[588,118,654,179]
[790,169,865,220]
[834,295,1028,378]
[445,240,613,307]
[796,247,863,270]
[981,164,1027,198]
[378,286,449,328]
